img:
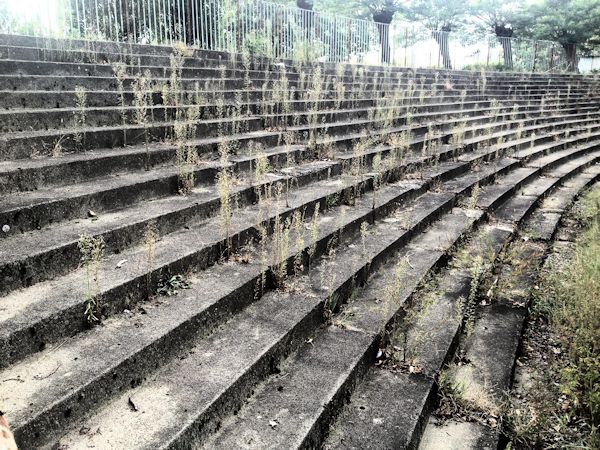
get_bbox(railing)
[0,0,572,72]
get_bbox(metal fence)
[0,0,572,71]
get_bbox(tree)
[469,0,520,69]
[316,0,401,64]
[514,0,600,72]
[400,0,467,69]
[367,0,400,63]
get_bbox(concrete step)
[18,140,592,446]
[418,166,600,450]
[0,86,585,112]
[1,116,597,296]
[17,191,468,448]
[3,124,556,446]
[0,64,594,93]
[320,154,599,450]
[0,98,593,191]
[3,93,592,133]
[4,93,584,133]
[1,93,597,161]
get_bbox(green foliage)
[156,274,192,296]
[400,0,467,31]
[243,31,274,57]
[463,62,510,72]
[514,0,600,48]
[535,186,600,427]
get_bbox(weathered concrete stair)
[1,33,600,449]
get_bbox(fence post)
[236,0,241,52]
[532,41,538,72]
[404,27,408,67]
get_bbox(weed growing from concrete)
[112,62,128,146]
[73,86,87,146]
[372,151,382,209]
[174,105,199,194]
[78,234,105,324]
[217,139,235,255]
[157,274,191,296]
[464,254,483,336]
[308,203,320,270]
[133,74,151,170]
[143,222,158,298]
[468,182,481,210]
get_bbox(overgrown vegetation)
[505,186,600,448]
[78,234,105,324]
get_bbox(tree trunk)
[376,22,390,64]
[499,36,513,69]
[494,26,513,69]
[185,0,193,45]
[432,29,451,69]
[372,10,394,65]
[562,42,578,72]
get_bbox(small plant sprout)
[157,274,192,296]
[360,221,369,256]
[78,234,105,324]
[380,257,408,356]
[372,152,382,209]
[464,255,484,336]
[308,203,320,270]
[112,62,128,146]
[174,105,199,194]
[291,210,305,276]
[133,73,151,170]
[468,182,481,210]
[217,145,235,256]
[143,222,158,298]
[73,86,87,146]
[271,190,291,289]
